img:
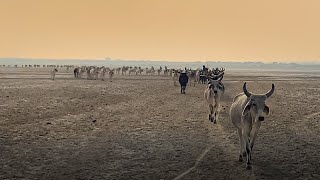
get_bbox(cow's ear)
[242,102,251,116]
[264,105,270,115]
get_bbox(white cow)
[230,82,275,170]
[94,67,99,80]
[195,69,200,83]
[116,67,121,75]
[157,66,162,75]
[136,68,143,75]
[204,76,224,124]
[122,66,129,75]
[109,69,115,81]
[172,70,179,86]
[50,68,58,80]
[145,68,151,75]
[146,66,155,75]
[100,67,107,81]
[79,67,86,79]
[88,67,95,80]
[128,67,137,76]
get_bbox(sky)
[0,0,319,62]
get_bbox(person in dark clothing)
[179,71,189,94]
[199,70,206,84]
[74,67,79,78]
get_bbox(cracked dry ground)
[0,73,320,180]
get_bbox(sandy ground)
[0,67,320,180]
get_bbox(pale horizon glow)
[1,0,320,62]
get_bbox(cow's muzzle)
[258,116,265,121]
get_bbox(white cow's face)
[208,80,224,95]
[242,82,275,122]
[242,95,270,122]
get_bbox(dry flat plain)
[0,67,320,180]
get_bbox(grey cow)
[230,82,275,170]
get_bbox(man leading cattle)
[179,70,189,94]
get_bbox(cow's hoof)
[246,165,252,170]
[238,156,243,162]
[213,120,217,124]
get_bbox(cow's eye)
[252,103,257,106]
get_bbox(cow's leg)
[209,104,214,122]
[238,129,244,162]
[250,122,261,151]
[242,122,252,169]
[212,101,219,124]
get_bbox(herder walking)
[179,70,189,94]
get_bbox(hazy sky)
[0,0,319,62]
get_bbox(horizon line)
[0,57,319,64]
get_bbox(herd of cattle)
[49,64,274,170]
[49,65,226,83]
